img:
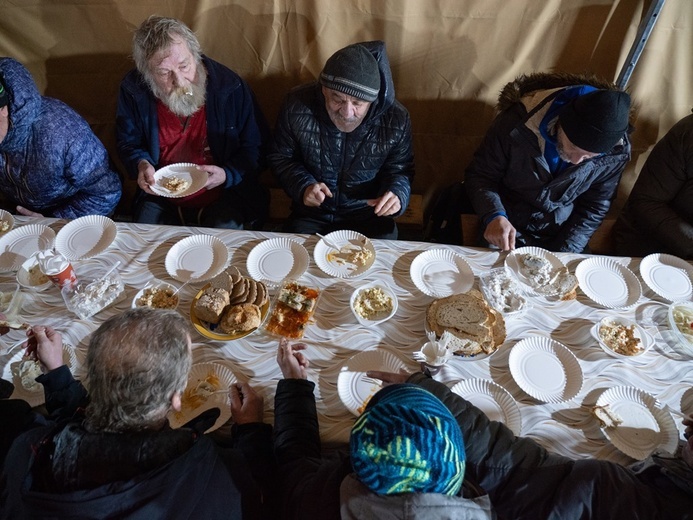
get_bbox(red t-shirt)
[157,100,221,207]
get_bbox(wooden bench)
[268,188,424,236]
[460,213,616,254]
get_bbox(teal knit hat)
[350,384,465,496]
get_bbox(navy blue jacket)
[0,58,121,218]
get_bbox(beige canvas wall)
[0,0,690,217]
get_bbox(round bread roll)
[219,303,262,334]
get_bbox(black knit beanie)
[0,77,8,108]
[319,43,380,102]
[558,89,631,153]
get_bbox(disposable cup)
[43,262,77,290]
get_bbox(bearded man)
[116,16,269,228]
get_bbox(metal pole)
[616,0,667,90]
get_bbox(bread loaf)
[194,287,230,324]
[219,303,262,333]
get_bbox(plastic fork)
[316,233,343,252]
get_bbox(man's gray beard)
[148,64,207,117]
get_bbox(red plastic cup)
[44,263,77,290]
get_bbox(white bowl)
[350,282,398,326]
[667,300,693,350]
[132,280,179,310]
[16,253,52,291]
[0,210,14,234]
[591,316,652,359]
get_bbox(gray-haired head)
[132,15,202,79]
[85,307,192,433]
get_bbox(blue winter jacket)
[0,58,121,218]
[268,40,414,223]
[116,56,268,193]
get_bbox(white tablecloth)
[1,217,692,466]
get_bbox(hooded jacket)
[613,112,693,258]
[0,58,121,218]
[0,366,274,520]
[465,72,632,252]
[268,40,414,223]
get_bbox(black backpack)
[424,182,475,245]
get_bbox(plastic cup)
[42,262,77,290]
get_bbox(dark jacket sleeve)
[273,378,352,520]
[36,364,88,420]
[408,373,671,520]
[624,115,693,257]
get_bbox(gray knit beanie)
[320,43,380,102]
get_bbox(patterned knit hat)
[558,89,631,153]
[350,384,465,496]
[0,77,8,108]
[319,43,380,102]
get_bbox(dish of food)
[350,282,398,326]
[575,257,642,309]
[667,300,693,349]
[263,281,320,339]
[509,336,583,403]
[451,379,522,435]
[505,246,577,299]
[591,316,652,359]
[4,344,77,407]
[168,362,236,433]
[165,234,229,283]
[190,267,270,340]
[425,290,506,359]
[313,230,375,278]
[639,253,693,302]
[132,280,179,310]
[337,349,407,416]
[150,163,207,198]
[0,224,56,272]
[0,209,14,234]
[55,215,117,261]
[595,386,678,460]
[410,249,474,298]
[16,253,52,291]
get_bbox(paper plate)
[509,336,583,403]
[576,257,641,309]
[410,249,474,298]
[595,386,679,460]
[165,235,229,283]
[150,163,207,198]
[314,230,375,278]
[337,349,407,415]
[16,253,52,291]
[4,344,77,408]
[167,362,236,433]
[54,215,117,261]
[451,379,522,435]
[246,237,297,286]
[0,224,55,272]
[190,283,269,341]
[0,209,14,234]
[639,253,693,302]
[505,246,565,296]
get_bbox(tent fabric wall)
[0,0,690,219]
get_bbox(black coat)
[268,40,414,224]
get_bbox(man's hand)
[25,325,64,372]
[303,183,333,207]
[367,191,401,217]
[196,165,226,190]
[276,338,310,379]
[229,382,264,424]
[366,370,412,385]
[137,160,156,195]
[16,206,43,217]
[483,215,516,251]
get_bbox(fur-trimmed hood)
[497,72,635,123]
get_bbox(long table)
[1,217,692,466]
